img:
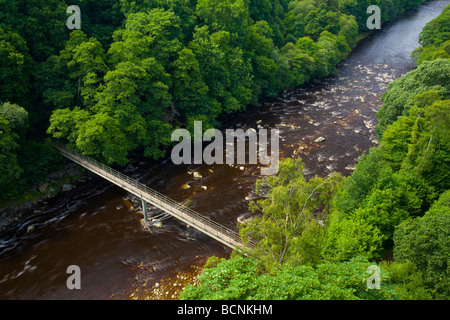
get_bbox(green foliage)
[279,42,315,87]
[378,116,415,170]
[0,102,29,135]
[239,158,343,272]
[283,8,306,39]
[181,256,398,300]
[376,59,450,137]
[380,260,433,300]
[323,212,383,262]
[196,0,250,42]
[411,39,450,66]
[47,11,180,165]
[333,148,385,215]
[292,219,327,266]
[412,4,450,66]
[338,0,371,31]
[187,26,254,116]
[246,21,282,97]
[0,28,31,105]
[74,0,124,47]
[109,9,183,66]
[335,98,445,243]
[413,100,450,193]
[418,4,450,47]
[304,4,341,39]
[393,211,449,299]
[338,0,430,31]
[0,116,22,200]
[314,30,349,77]
[353,187,413,239]
[425,190,450,216]
[0,0,68,62]
[172,47,210,119]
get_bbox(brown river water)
[0,0,448,300]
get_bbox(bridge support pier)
[142,200,148,222]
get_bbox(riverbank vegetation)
[0,0,435,204]
[181,4,450,300]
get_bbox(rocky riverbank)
[0,162,89,230]
[115,259,205,300]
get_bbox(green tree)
[418,4,450,47]
[304,4,341,39]
[425,190,450,217]
[378,115,415,170]
[195,0,250,43]
[69,37,109,108]
[245,21,281,97]
[279,42,315,87]
[0,116,22,201]
[323,212,383,262]
[33,30,98,129]
[0,0,68,62]
[108,8,183,66]
[338,13,358,49]
[314,31,345,78]
[400,99,450,194]
[333,148,385,215]
[338,0,370,31]
[0,28,31,105]
[393,210,449,299]
[0,102,29,135]
[240,158,343,271]
[73,0,124,47]
[48,57,174,165]
[380,260,432,300]
[283,9,306,40]
[171,47,215,120]
[48,10,182,165]
[376,59,450,137]
[188,26,254,119]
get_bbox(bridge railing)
[55,144,256,250]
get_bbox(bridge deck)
[56,145,253,250]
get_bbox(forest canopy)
[0,0,435,203]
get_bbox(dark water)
[0,0,448,300]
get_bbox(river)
[0,0,448,300]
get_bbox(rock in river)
[193,171,202,179]
[314,137,325,143]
